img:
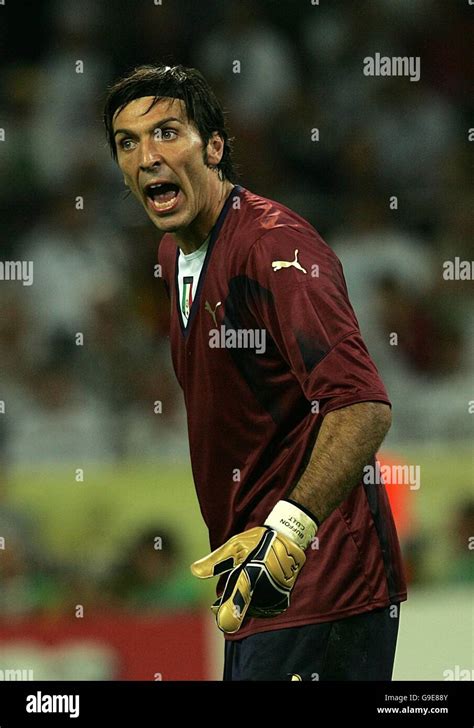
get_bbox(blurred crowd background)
[0,0,471,678]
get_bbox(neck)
[174,179,234,255]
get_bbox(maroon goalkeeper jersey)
[158,185,407,640]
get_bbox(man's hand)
[190,500,318,633]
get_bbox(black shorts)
[223,604,401,681]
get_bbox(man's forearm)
[289,402,392,525]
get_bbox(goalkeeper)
[103,64,407,681]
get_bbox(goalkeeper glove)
[190,499,318,634]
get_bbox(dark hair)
[103,64,237,182]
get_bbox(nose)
[139,137,163,172]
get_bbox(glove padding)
[190,526,306,634]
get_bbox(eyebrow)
[113,117,183,138]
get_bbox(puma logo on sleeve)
[272,249,307,274]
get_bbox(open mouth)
[145,182,181,213]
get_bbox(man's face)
[113,96,222,234]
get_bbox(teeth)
[152,192,179,211]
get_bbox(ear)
[206,132,224,167]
